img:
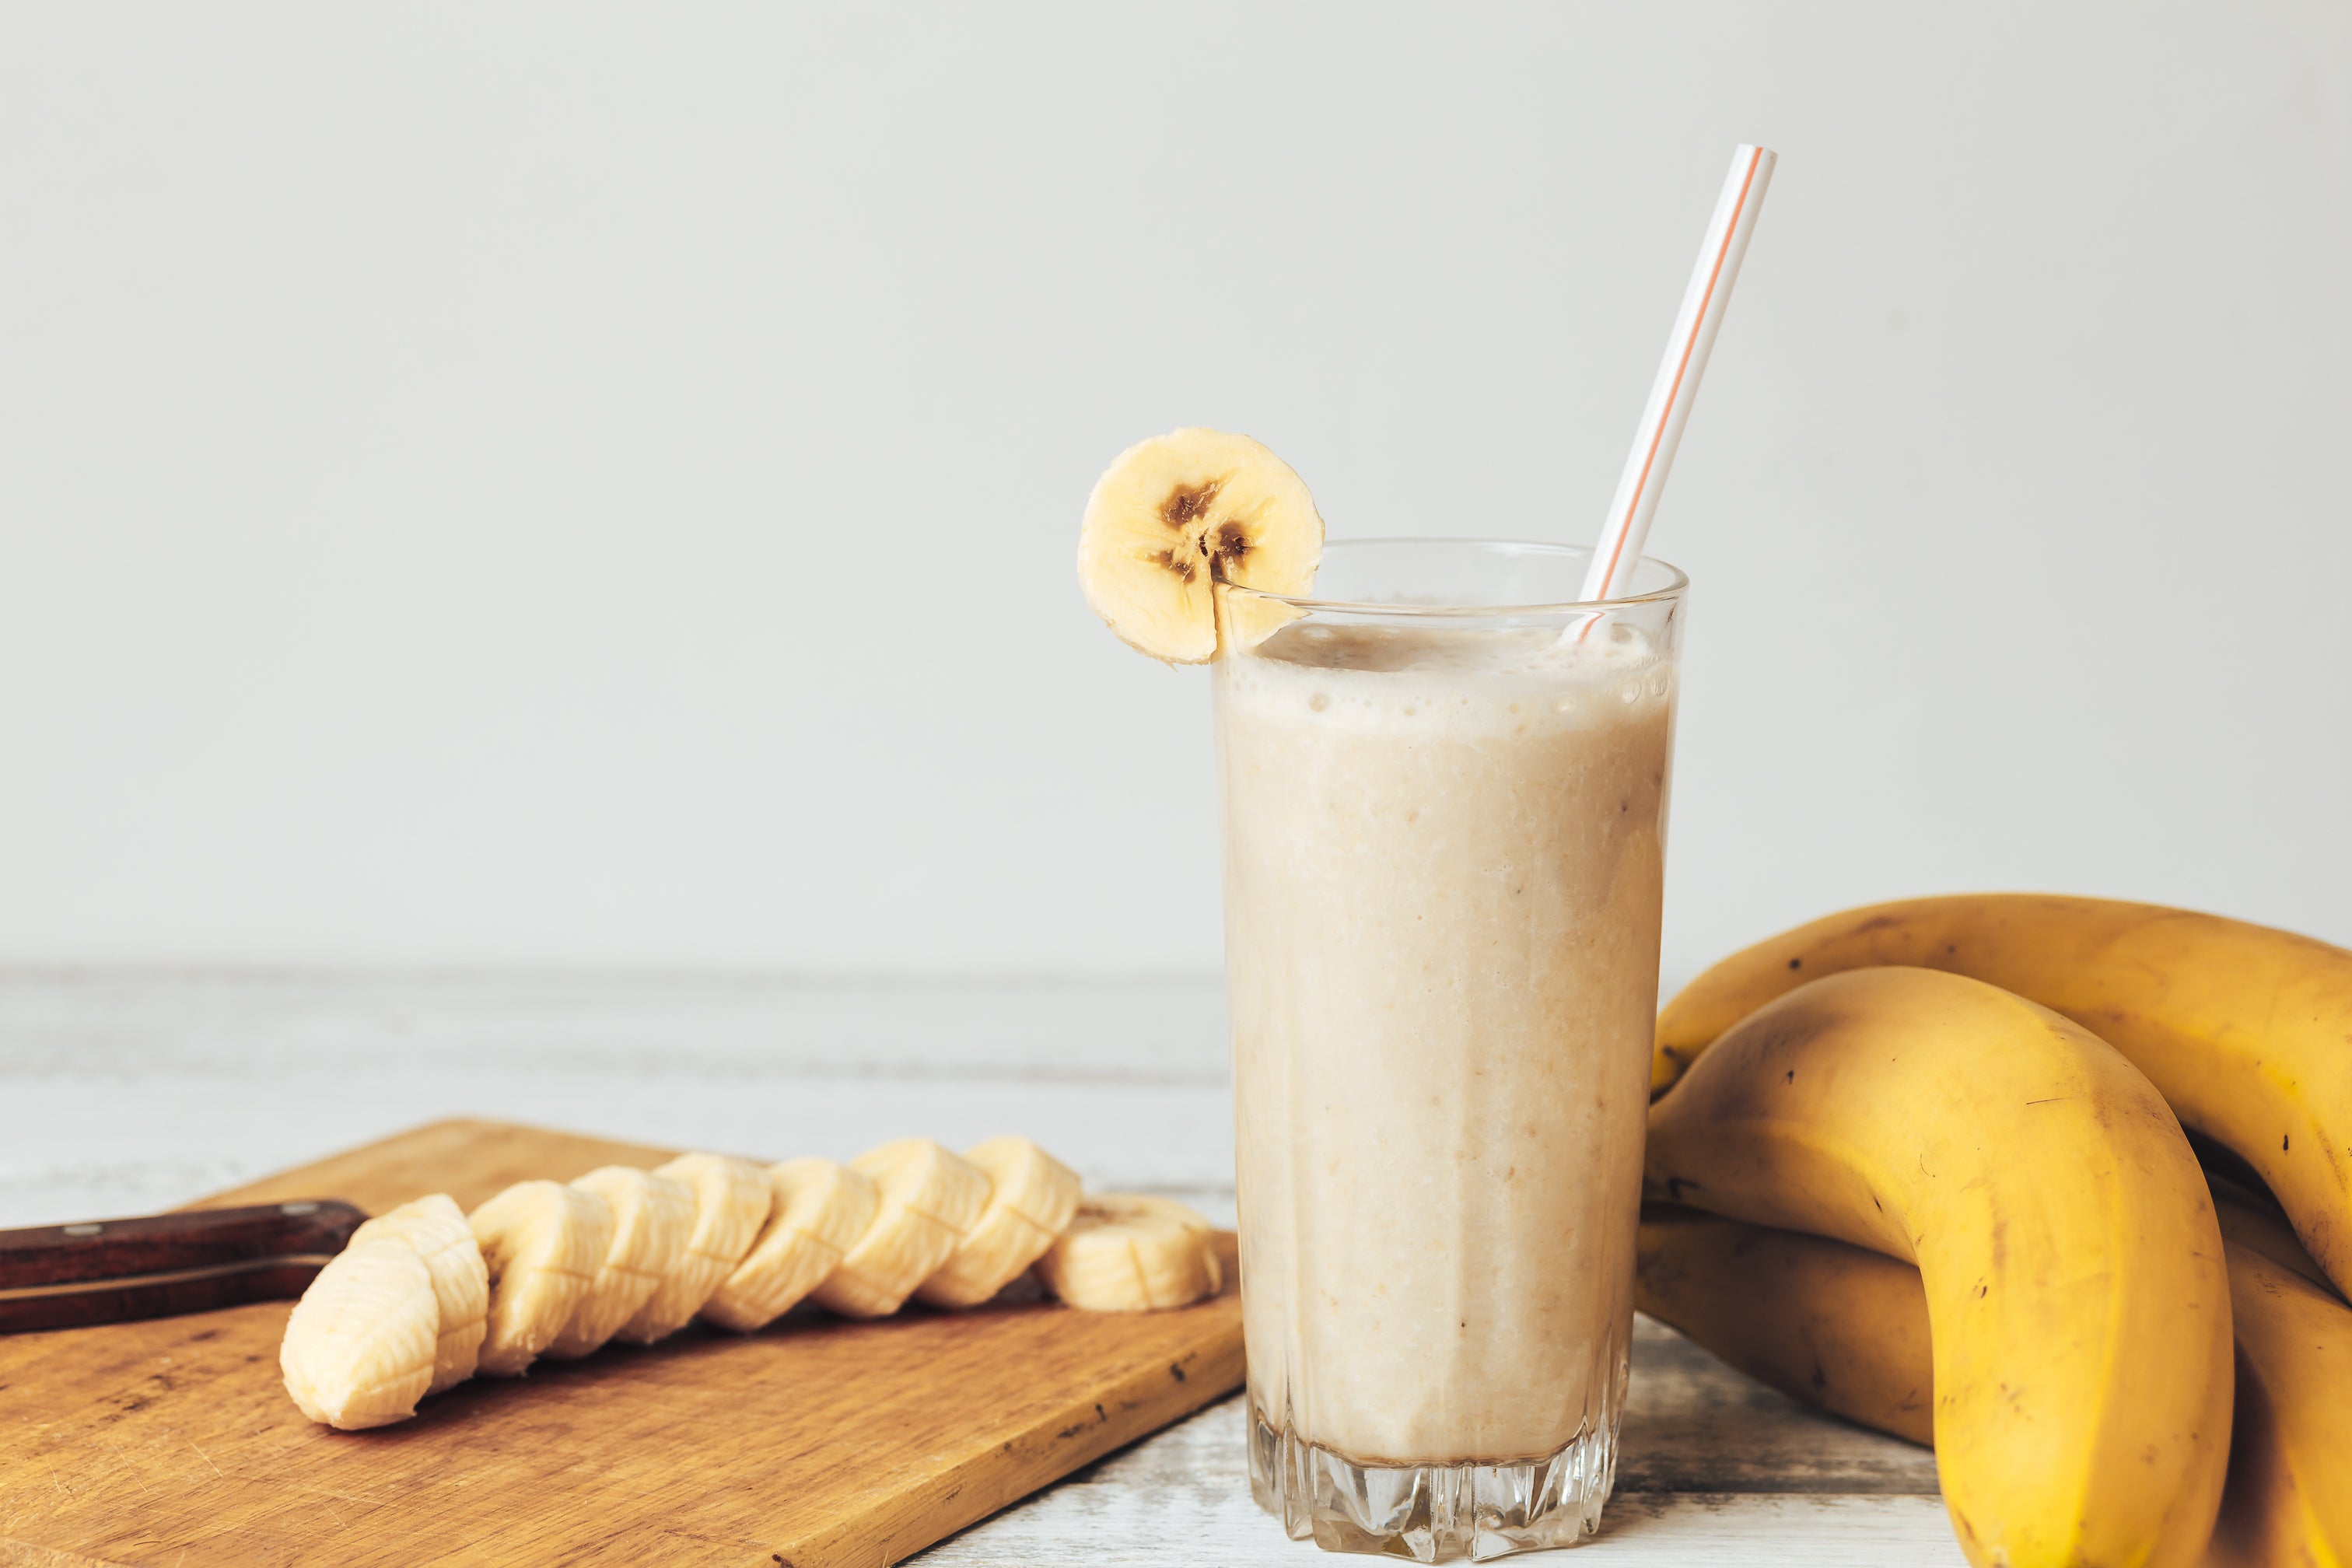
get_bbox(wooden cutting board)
[0,1118,1244,1568]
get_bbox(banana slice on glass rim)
[1077,428,1322,663]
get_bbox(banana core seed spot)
[1160,481,1220,530]
[1210,522,1252,571]
[1153,548,1197,583]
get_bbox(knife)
[0,1201,367,1333]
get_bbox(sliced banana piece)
[916,1136,1083,1309]
[813,1138,991,1318]
[280,1237,439,1429]
[348,1193,488,1394]
[1034,1194,1222,1312]
[702,1158,881,1332]
[1077,428,1322,663]
[545,1166,695,1359]
[614,1152,772,1344]
[467,1180,614,1377]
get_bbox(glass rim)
[1220,537,1689,617]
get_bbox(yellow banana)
[2206,1197,2352,1568]
[1646,965,2232,1568]
[1653,893,2352,1300]
[1635,1204,1931,1444]
[1636,1196,2351,1568]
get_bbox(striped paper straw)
[1579,143,1776,607]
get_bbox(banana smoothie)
[1071,429,1688,1555]
[1216,578,1679,1546]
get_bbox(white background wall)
[2,3,2347,981]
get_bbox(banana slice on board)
[280,1237,439,1429]
[812,1138,991,1318]
[545,1166,695,1359]
[1077,428,1322,663]
[348,1193,488,1394]
[702,1158,882,1332]
[916,1136,1083,1309]
[467,1180,615,1377]
[614,1152,772,1344]
[1035,1194,1222,1312]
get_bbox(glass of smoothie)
[1214,538,1685,1559]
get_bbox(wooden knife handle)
[0,1201,367,1334]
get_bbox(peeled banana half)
[1077,428,1322,663]
[468,1180,616,1377]
[278,1134,1216,1431]
[1034,1193,1222,1313]
[1646,966,2233,1568]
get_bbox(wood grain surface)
[1,971,1964,1563]
[0,1117,1244,1568]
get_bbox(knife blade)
[0,1200,367,1333]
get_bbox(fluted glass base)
[1247,1406,1619,1561]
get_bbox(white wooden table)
[0,972,1963,1564]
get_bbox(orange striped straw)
[1579,144,1776,608]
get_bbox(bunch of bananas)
[279,1136,1220,1431]
[1640,894,2351,1568]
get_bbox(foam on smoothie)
[1221,621,1674,737]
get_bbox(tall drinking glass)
[1213,539,1687,1561]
